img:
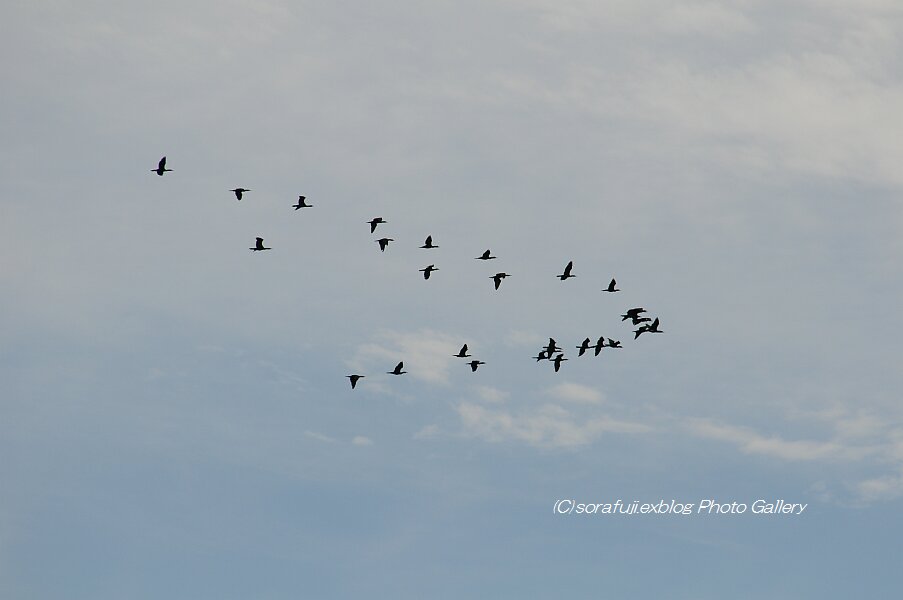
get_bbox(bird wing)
[158,157,166,169]
[564,261,573,276]
[255,237,264,249]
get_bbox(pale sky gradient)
[3,1,903,597]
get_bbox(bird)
[603,278,620,292]
[532,350,550,361]
[621,308,646,321]
[646,317,663,334]
[545,338,562,356]
[387,361,407,375]
[152,156,172,176]
[490,272,510,290]
[230,188,250,200]
[420,264,439,279]
[593,336,606,356]
[630,315,652,326]
[552,354,568,372]
[454,344,471,358]
[292,195,312,210]
[634,325,651,339]
[557,260,576,280]
[249,237,271,251]
[420,235,438,249]
[368,217,386,233]
[475,249,497,260]
[576,337,591,357]
[346,374,365,389]
[376,238,394,252]
[468,360,486,372]
[607,338,622,348]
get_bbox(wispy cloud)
[545,382,604,405]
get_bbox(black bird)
[420,264,439,279]
[532,350,550,361]
[552,354,568,372]
[576,337,591,357]
[152,156,172,176]
[454,344,471,358]
[646,317,663,334]
[346,374,365,389]
[475,249,497,260]
[630,315,652,326]
[249,237,271,251]
[634,325,651,339]
[621,308,646,321]
[388,361,407,375]
[292,195,312,210]
[468,360,486,372]
[607,338,622,348]
[420,235,438,249]
[376,238,394,252]
[603,278,620,292]
[368,217,386,233]
[490,272,510,290]
[545,338,562,356]
[230,188,250,200]
[557,260,576,280]
[594,336,606,356]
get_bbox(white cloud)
[352,436,373,446]
[303,430,336,444]
[457,402,652,447]
[545,382,603,404]
[476,385,510,404]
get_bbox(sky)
[2,0,903,597]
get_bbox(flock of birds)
[152,156,664,391]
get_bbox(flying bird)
[292,195,312,210]
[552,354,568,372]
[230,188,250,200]
[420,235,438,249]
[593,336,606,356]
[646,317,663,334]
[557,260,576,280]
[387,361,407,375]
[468,360,486,372]
[346,374,365,389]
[420,264,439,279]
[376,238,394,252]
[490,272,510,290]
[152,156,172,176]
[603,278,620,292]
[368,217,386,233]
[454,344,471,358]
[576,337,591,357]
[621,308,646,321]
[607,338,622,348]
[545,338,562,356]
[249,237,271,251]
[475,249,497,260]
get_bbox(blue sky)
[3,1,903,597]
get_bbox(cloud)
[475,385,510,403]
[456,402,652,447]
[352,436,373,446]
[352,329,467,385]
[413,424,440,440]
[545,382,603,404]
[303,430,336,444]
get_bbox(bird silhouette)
[292,195,312,210]
[368,217,386,233]
[420,264,439,279]
[593,336,606,356]
[468,360,486,372]
[630,315,652,326]
[490,272,510,290]
[249,237,271,251]
[454,344,471,358]
[152,156,172,176]
[557,260,576,280]
[552,354,568,372]
[646,317,663,334]
[603,278,620,292]
[388,361,407,375]
[621,308,646,321]
[346,374,365,389]
[545,338,562,356]
[376,238,394,252]
[576,337,591,357]
[420,235,438,249]
[607,338,622,348]
[230,188,250,200]
[475,249,497,260]
[532,350,550,361]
